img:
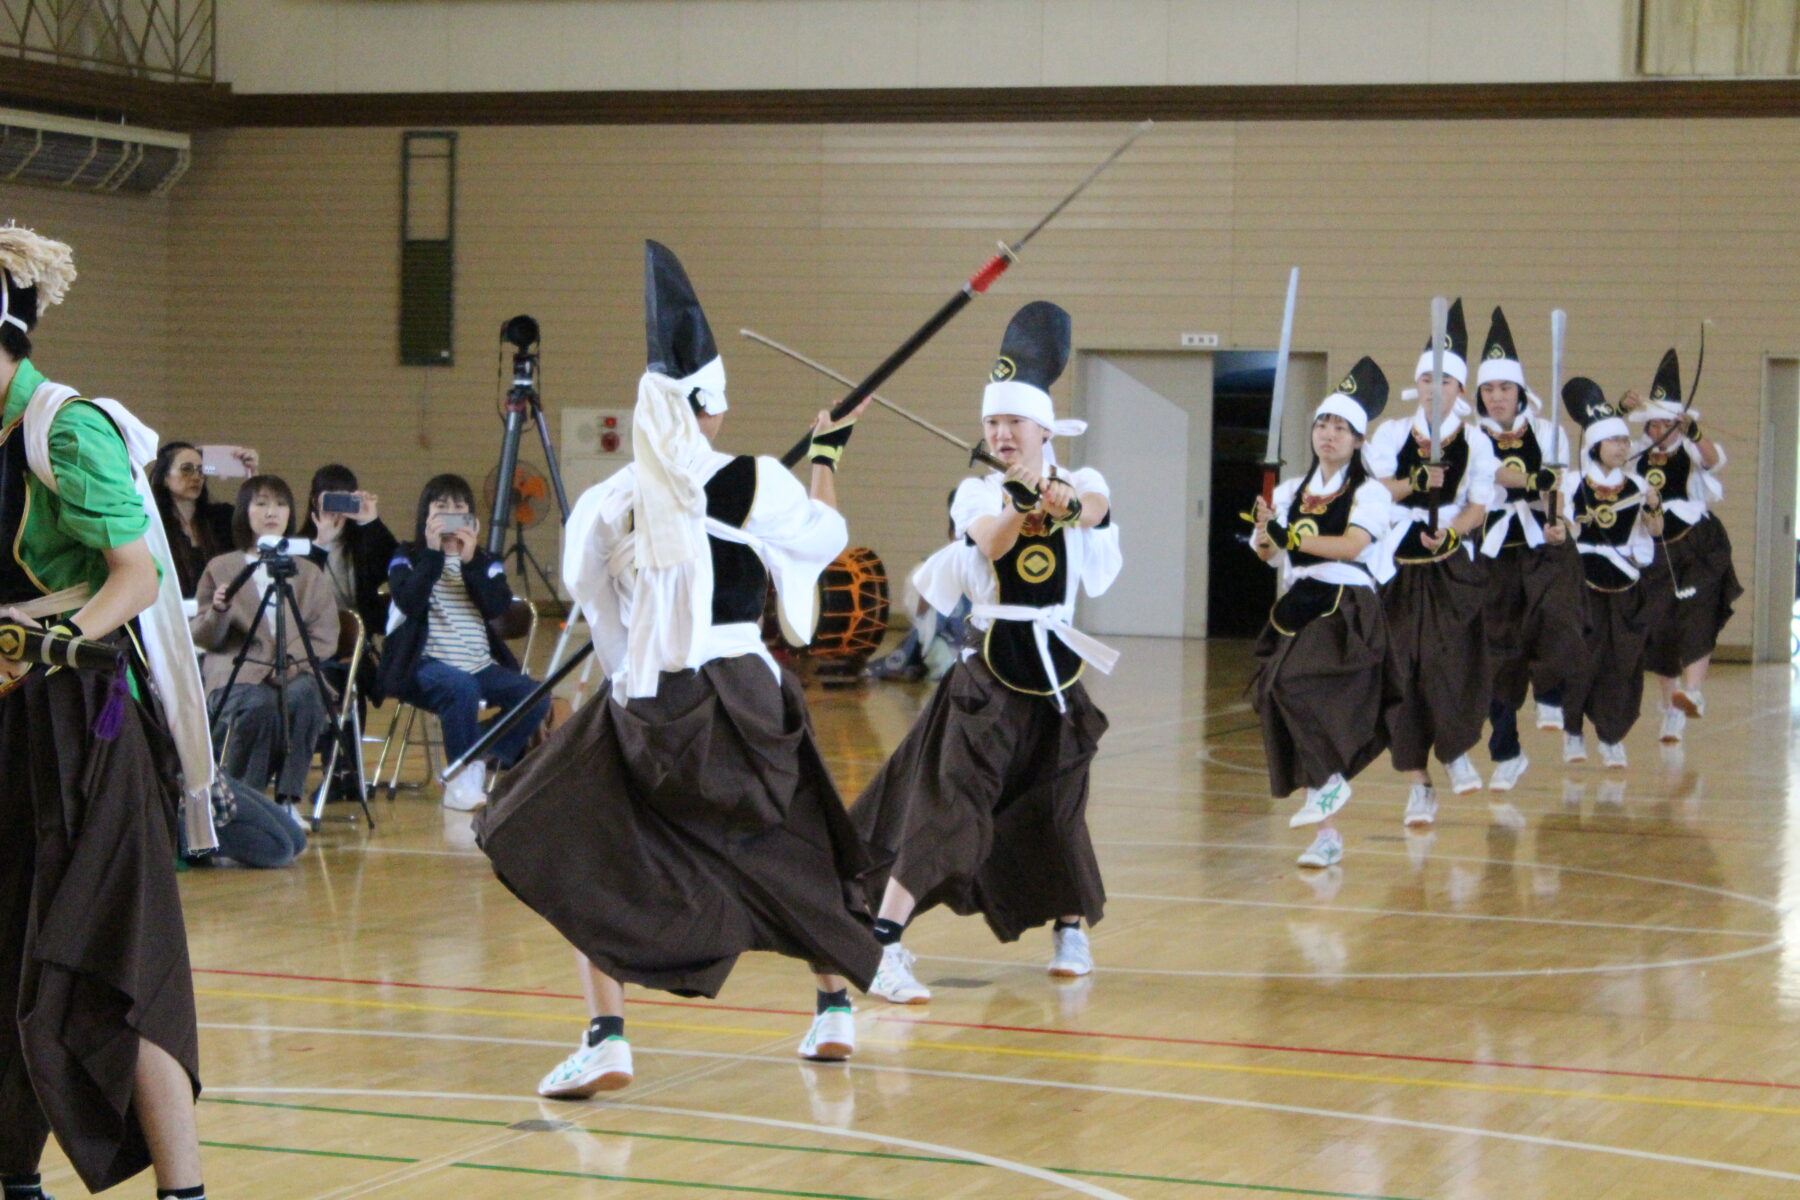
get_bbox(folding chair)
[311,608,375,829]
[372,597,542,797]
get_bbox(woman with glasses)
[150,440,256,597]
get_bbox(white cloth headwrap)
[1475,359,1543,411]
[982,380,1086,468]
[1314,393,1368,436]
[679,355,728,416]
[1413,350,1468,388]
[1628,398,1692,424]
[626,370,715,696]
[0,284,23,333]
[1582,415,1630,455]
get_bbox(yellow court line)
[195,986,1800,1120]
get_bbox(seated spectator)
[150,440,247,598]
[379,473,547,811]
[189,474,338,825]
[186,776,309,869]
[302,464,398,721]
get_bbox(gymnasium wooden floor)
[38,638,1800,1199]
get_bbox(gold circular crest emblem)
[1338,373,1358,395]
[1650,384,1667,401]
[1292,518,1320,542]
[0,626,22,661]
[1646,467,1666,492]
[1593,504,1617,529]
[1503,455,1527,476]
[1017,544,1056,585]
[990,356,1017,384]
[1487,344,1506,360]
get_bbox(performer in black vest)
[1622,349,1739,744]
[477,242,881,1096]
[1557,378,1663,768]
[854,302,1122,1005]
[1250,357,1396,868]
[1472,307,1584,793]
[1363,299,1499,829]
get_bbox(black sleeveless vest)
[0,414,47,606]
[1284,473,1357,567]
[1642,445,1694,535]
[1482,423,1545,548]
[1394,430,1470,562]
[981,518,1081,696]
[703,456,767,625]
[1572,475,1643,591]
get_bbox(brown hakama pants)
[851,655,1107,944]
[1484,540,1585,711]
[1643,516,1742,676]
[1562,582,1649,745]
[1251,583,1392,798]
[0,666,201,1193]
[1381,550,1490,771]
[475,655,881,997]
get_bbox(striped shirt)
[423,557,494,672]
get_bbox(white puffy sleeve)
[1362,419,1404,479]
[1068,465,1122,598]
[747,456,849,643]
[1463,430,1499,508]
[561,467,636,677]
[1692,436,1727,502]
[950,474,1004,539]
[1626,474,1658,565]
[1556,466,1580,525]
[1348,479,1393,539]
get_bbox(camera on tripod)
[485,314,571,602]
[248,534,311,583]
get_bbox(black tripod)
[488,315,572,607]
[497,515,561,603]
[206,545,373,831]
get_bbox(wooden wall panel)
[142,119,1800,650]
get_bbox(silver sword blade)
[1011,119,1155,254]
[1428,295,1448,463]
[1264,266,1300,469]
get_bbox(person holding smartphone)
[302,464,398,709]
[379,473,546,810]
[150,440,237,597]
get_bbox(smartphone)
[200,445,249,478]
[320,491,361,515]
[439,513,476,534]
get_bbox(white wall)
[215,0,1636,94]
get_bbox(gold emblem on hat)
[1018,544,1056,585]
[990,356,1017,384]
[1487,344,1505,360]
[1339,373,1357,395]
[1650,384,1666,401]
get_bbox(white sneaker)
[537,1035,633,1098]
[1048,924,1094,978]
[442,761,487,811]
[1296,828,1344,868]
[868,943,931,1005]
[1403,784,1438,827]
[1672,689,1705,718]
[1660,707,1686,744]
[1562,733,1587,763]
[1446,755,1482,795]
[1488,754,1530,792]
[1289,774,1350,827]
[1535,702,1564,731]
[1600,741,1628,769]
[798,1007,856,1061]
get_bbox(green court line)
[202,1095,1428,1200]
[451,1160,892,1199]
[200,1139,417,1164]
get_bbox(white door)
[1075,353,1214,638]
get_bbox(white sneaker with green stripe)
[537,1035,633,1098]
[799,1008,856,1061]
[1290,774,1350,827]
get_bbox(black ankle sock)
[157,1187,205,1200]
[816,988,850,1014]
[3,1174,44,1200]
[871,918,904,946]
[1053,918,1082,932]
[585,1015,625,1047]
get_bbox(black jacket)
[304,517,399,638]
[378,542,520,700]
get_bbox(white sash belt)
[971,602,1120,713]
[1578,541,1642,583]
[1480,498,1548,557]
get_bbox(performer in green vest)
[0,226,212,1200]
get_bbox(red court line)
[194,967,1800,1093]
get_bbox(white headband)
[1476,357,1526,390]
[1628,399,1690,424]
[1582,415,1630,454]
[981,380,1086,439]
[679,354,728,415]
[1413,350,1468,388]
[0,283,25,333]
[1313,393,1368,436]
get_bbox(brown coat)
[188,549,339,693]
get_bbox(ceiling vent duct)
[0,106,190,196]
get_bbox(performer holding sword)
[1363,298,1498,829]
[0,227,215,1200]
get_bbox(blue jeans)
[400,659,548,768]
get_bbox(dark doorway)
[1208,352,1278,637]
